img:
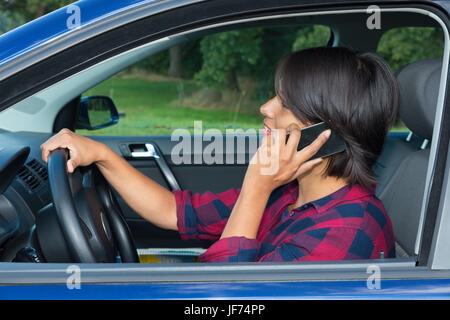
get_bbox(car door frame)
[1,0,450,298]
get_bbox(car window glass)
[376,27,445,133]
[76,25,331,136]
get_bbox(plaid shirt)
[174,181,395,262]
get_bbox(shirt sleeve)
[173,188,241,241]
[198,236,260,262]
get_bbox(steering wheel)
[45,148,139,263]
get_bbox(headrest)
[396,59,442,140]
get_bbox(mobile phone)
[286,122,346,160]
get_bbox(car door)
[89,135,249,249]
[1,0,450,301]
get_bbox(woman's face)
[260,96,308,135]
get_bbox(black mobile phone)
[286,122,346,160]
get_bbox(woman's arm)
[219,181,271,240]
[41,129,178,231]
[220,126,330,240]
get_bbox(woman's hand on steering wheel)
[41,128,106,172]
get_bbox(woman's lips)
[263,123,272,135]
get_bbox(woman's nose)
[259,103,267,116]
[260,97,275,117]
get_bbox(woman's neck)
[289,161,349,211]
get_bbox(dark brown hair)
[275,46,399,192]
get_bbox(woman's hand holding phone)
[220,124,331,240]
[243,124,331,195]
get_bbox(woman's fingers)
[285,123,301,158]
[248,125,332,192]
[294,157,324,178]
[40,129,70,163]
[67,158,78,173]
[287,129,331,180]
[295,129,331,163]
[40,129,83,172]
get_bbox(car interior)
[374,58,443,258]
[0,7,447,265]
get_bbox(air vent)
[27,159,48,181]
[17,166,40,190]
[16,159,49,191]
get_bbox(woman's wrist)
[241,172,275,198]
[94,141,116,169]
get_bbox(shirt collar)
[282,180,375,212]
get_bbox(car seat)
[374,59,442,258]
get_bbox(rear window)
[377,26,444,73]
[377,27,445,132]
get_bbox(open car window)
[76,25,332,137]
[0,3,449,280]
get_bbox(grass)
[78,75,407,136]
[78,76,264,136]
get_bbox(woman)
[41,46,398,262]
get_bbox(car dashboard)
[0,131,53,262]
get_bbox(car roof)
[0,0,446,69]
[0,0,162,67]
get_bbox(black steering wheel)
[44,148,139,263]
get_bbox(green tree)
[292,25,331,51]
[0,0,75,22]
[193,25,332,94]
[130,39,201,79]
[377,27,444,73]
[251,26,299,102]
[0,11,25,34]
[194,28,263,91]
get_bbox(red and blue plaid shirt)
[174,181,395,262]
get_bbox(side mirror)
[76,96,119,130]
